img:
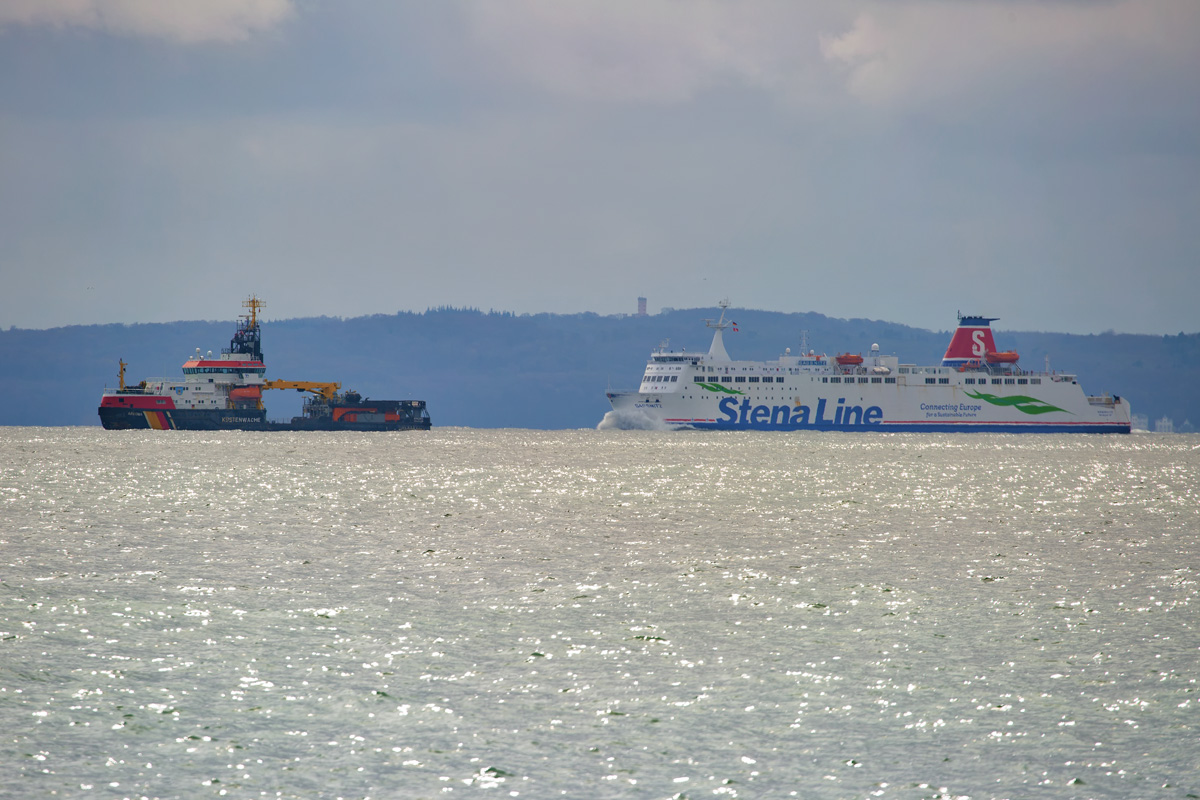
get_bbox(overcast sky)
[2,1,1197,335]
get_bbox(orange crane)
[262,380,342,402]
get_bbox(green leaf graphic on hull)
[964,390,1068,416]
[697,382,744,395]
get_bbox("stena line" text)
[718,397,883,427]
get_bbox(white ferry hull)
[608,382,1130,433]
[605,307,1131,434]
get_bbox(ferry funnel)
[942,314,998,366]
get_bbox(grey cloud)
[0,0,295,43]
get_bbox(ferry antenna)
[704,298,732,331]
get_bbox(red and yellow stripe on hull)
[143,411,173,430]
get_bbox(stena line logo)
[718,397,883,427]
[972,330,986,357]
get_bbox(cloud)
[819,1,1200,109]
[460,0,1199,129]
[463,2,844,103]
[0,0,294,43]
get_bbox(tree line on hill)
[1,306,1196,429]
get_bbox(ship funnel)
[943,315,998,367]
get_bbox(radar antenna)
[704,298,731,332]
[243,295,265,328]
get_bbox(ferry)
[605,302,1131,433]
[98,297,430,431]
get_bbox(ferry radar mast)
[703,299,733,362]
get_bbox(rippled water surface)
[2,427,1198,799]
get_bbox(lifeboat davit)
[836,353,864,366]
[985,351,1020,364]
[229,386,262,401]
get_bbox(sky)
[1,1,1197,335]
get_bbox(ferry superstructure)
[98,297,430,431]
[605,302,1131,433]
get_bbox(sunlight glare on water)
[2,428,1197,799]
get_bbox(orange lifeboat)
[985,351,1020,364]
[836,353,864,366]
[229,386,262,401]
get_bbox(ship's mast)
[244,296,265,328]
[703,299,732,362]
[227,295,266,362]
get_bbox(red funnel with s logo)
[942,315,999,366]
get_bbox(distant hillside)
[2,307,1196,429]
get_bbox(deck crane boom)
[262,380,341,402]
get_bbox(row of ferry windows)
[925,377,1039,385]
[687,375,900,385]
[183,367,265,375]
[691,376,786,384]
[657,373,1041,386]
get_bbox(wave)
[596,408,670,431]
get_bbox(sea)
[2,427,1197,800]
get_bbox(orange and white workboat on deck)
[606,305,1131,433]
[98,297,430,432]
